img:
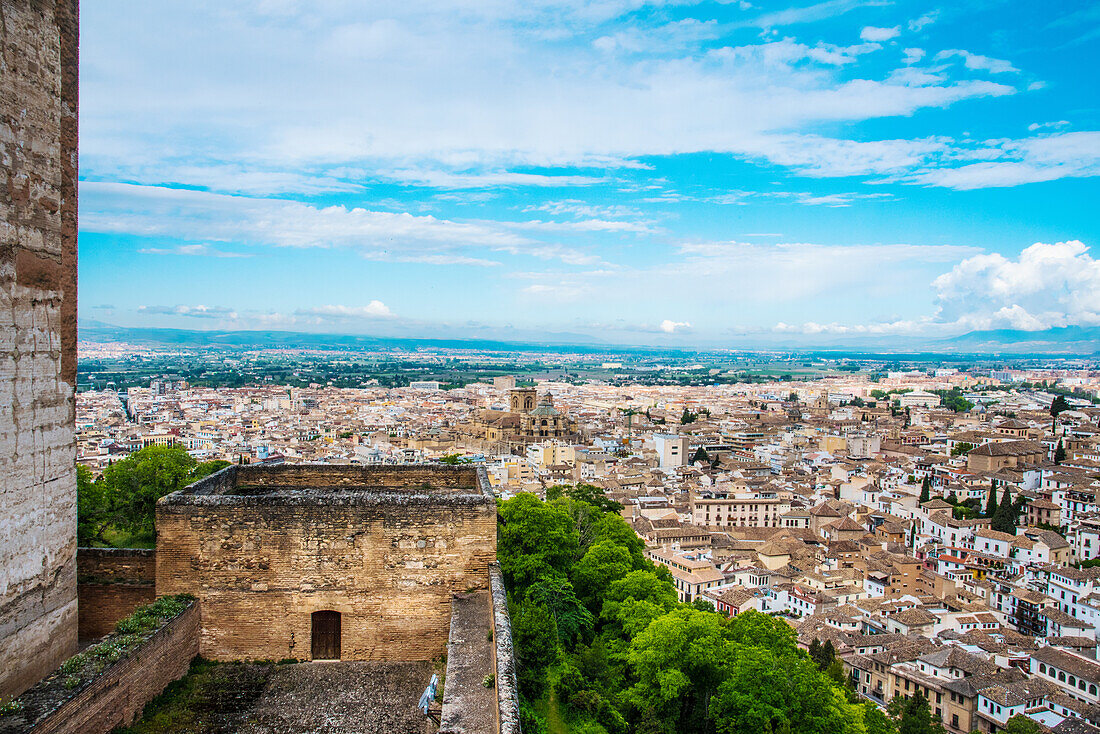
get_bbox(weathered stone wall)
[0,0,79,698]
[490,563,521,734]
[0,602,198,734]
[77,548,157,583]
[77,549,157,640]
[155,467,497,662]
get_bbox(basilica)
[460,387,580,451]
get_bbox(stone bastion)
[155,464,498,663]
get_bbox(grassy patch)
[544,687,568,734]
[60,594,193,690]
[114,658,274,734]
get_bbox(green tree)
[76,464,108,545]
[950,442,975,457]
[681,407,698,424]
[711,647,866,734]
[919,477,931,504]
[891,693,944,734]
[98,446,199,540]
[1004,716,1041,734]
[525,576,594,647]
[985,485,999,518]
[190,459,231,481]
[512,601,559,698]
[1050,395,1070,430]
[439,452,471,465]
[625,608,734,733]
[991,486,1017,534]
[863,703,898,734]
[547,483,623,514]
[691,447,710,464]
[601,569,679,636]
[572,541,634,609]
[591,513,646,567]
[726,610,799,656]
[1054,439,1066,464]
[498,493,580,589]
[809,638,822,665]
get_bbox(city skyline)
[79,1,1100,346]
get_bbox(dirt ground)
[236,661,439,734]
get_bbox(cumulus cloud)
[660,319,692,333]
[932,240,1100,330]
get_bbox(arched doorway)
[311,610,341,660]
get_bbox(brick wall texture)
[156,496,497,662]
[77,548,156,584]
[9,602,198,734]
[76,549,157,639]
[0,0,79,698]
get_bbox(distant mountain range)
[77,320,642,355]
[77,320,1100,356]
[944,326,1100,353]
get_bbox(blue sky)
[78,0,1100,345]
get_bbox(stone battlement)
[160,464,491,506]
[155,464,498,663]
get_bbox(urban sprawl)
[76,344,1100,734]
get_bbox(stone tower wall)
[0,0,79,698]
[156,495,497,662]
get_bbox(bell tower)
[509,387,537,414]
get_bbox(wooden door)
[311,610,341,660]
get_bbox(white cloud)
[138,243,252,258]
[525,200,644,219]
[901,47,925,64]
[1027,120,1069,132]
[378,169,606,188]
[931,240,1100,330]
[298,302,396,319]
[935,49,1019,75]
[80,2,1026,191]
[594,19,721,55]
[860,26,899,42]
[660,319,692,333]
[138,304,237,319]
[772,317,934,335]
[80,181,603,265]
[911,132,1100,189]
[749,0,890,28]
[907,11,938,32]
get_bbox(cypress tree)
[821,640,836,667]
[985,484,998,517]
[992,486,1016,534]
[1055,439,1066,464]
[920,476,931,504]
